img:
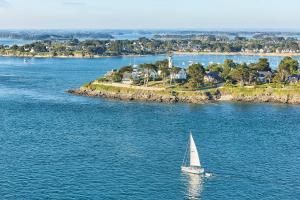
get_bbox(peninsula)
[69,57,300,105]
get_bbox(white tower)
[168,56,173,69]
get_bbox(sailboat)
[181,132,205,175]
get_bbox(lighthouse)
[168,56,173,69]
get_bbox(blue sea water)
[0,38,34,46]
[0,55,300,200]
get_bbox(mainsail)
[189,133,201,167]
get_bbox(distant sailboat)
[181,132,205,175]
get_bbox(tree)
[111,72,122,82]
[119,66,133,74]
[254,58,271,71]
[248,69,258,85]
[156,59,170,83]
[229,63,249,86]
[107,40,123,55]
[207,63,223,73]
[31,42,47,52]
[187,64,205,89]
[170,67,182,84]
[87,46,105,55]
[158,65,170,84]
[139,63,157,86]
[155,59,168,68]
[221,59,236,80]
[11,45,19,51]
[277,57,299,82]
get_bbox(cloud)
[0,0,10,7]
[62,0,86,6]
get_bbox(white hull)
[181,166,204,175]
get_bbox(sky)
[0,0,300,30]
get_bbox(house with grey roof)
[204,71,223,83]
[287,75,300,83]
[257,71,273,83]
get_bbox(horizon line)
[1,28,300,32]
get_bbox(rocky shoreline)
[227,93,300,104]
[67,87,300,105]
[67,88,212,104]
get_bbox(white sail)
[190,133,201,167]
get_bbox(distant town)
[1,30,300,57]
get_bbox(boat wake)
[204,172,213,178]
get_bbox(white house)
[143,69,158,79]
[122,72,133,84]
[170,69,187,80]
[157,70,163,76]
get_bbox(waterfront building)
[257,71,273,83]
[287,75,300,83]
[143,68,158,80]
[170,68,187,80]
[204,71,223,83]
[122,72,133,84]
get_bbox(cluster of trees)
[2,36,300,57]
[187,57,299,88]
[274,57,299,82]
[104,60,170,86]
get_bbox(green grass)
[83,81,300,100]
[219,84,300,97]
[87,83,173,96]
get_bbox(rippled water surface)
[0,55,300,199]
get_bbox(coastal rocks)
[230,93,300,104]
[218,95,233,101]
[68,89,181,104]
[176,95,210,104]
[67,87,300,105]
[67,88,211,104]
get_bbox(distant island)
[0,30,114,41]
[2,33,300,58]
[69,56,300,105]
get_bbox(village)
[2,34,300,58]
[98,55,300,91]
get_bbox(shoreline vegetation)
[68,57,300,105]
[2,51,300,59]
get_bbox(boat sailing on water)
[181,132,212,176]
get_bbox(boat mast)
[182,133,190,167]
